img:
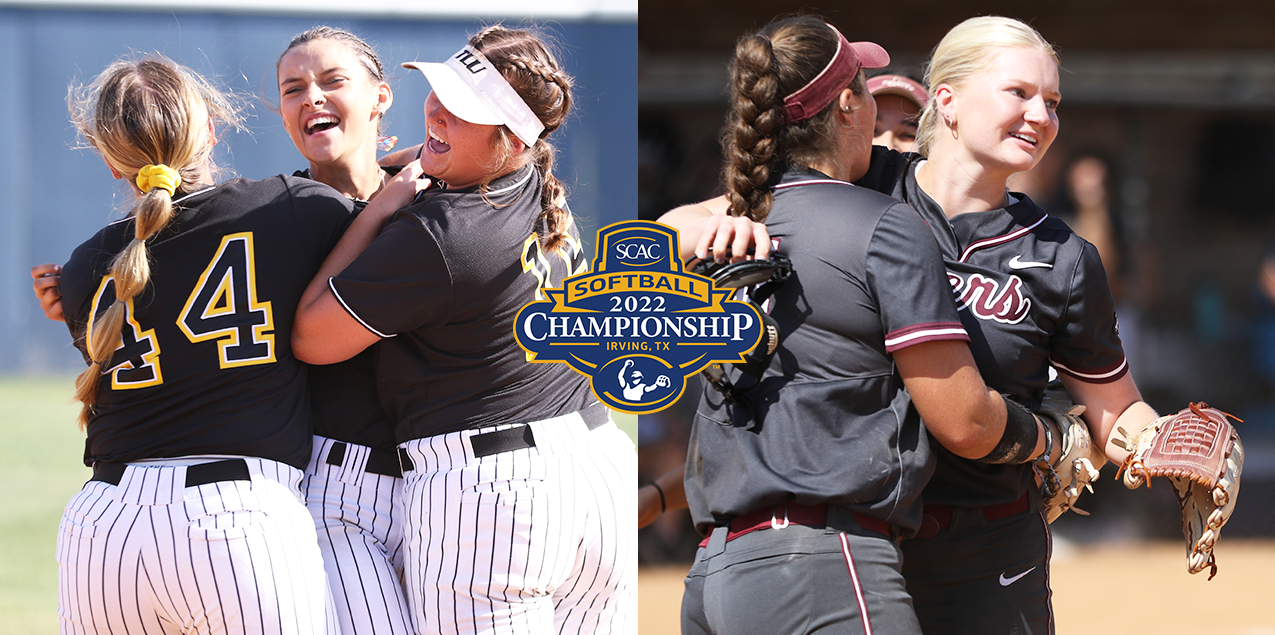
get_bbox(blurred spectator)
[637,378,700,564]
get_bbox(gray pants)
[681,520,921,635]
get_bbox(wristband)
[648,481,667,513]
[978,396,1041,464]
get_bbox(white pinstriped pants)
[304,437,412,635]
[398,412,637,635]
[56,458,337,635]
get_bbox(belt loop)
[705,524,729,558]
[770,503,790,530]
[397,446,415,473]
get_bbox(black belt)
[399,403,610,472]
[91,459,251,487]
[324,442,403,478]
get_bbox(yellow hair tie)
[136,164,181,196]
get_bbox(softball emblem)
[515,220,763,414]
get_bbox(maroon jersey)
[859,147,1126,507]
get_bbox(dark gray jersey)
[686,166,971,535]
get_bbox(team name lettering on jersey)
[948,272,1031,324]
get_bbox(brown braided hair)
[722,16,863,222]
[469,25,575,254]
[67,55,242,429]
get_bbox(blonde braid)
[68,55,241,429]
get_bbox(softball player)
[276,27,413,635]
[55,55,349,634]
[871,18,1159,635]
[35,30,416,635]
[666,17,1163,635]
[867,72,927,153]
[674,17,1058,635]
[291,25,635,634]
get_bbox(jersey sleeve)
[328,210,454,337]
[867,202,969,352]
[1049,240,1128,383]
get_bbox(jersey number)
[87,276,163,390]
[177,233,276,368]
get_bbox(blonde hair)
[914,16,1059,157]
[67,55,243,429]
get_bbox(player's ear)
[207,116,218,147]
[933,83,957,127]
[376,81,393,116]
[837,88,863,127]
[102,157,122,180]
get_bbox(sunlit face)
[872,93,921,153]
[420,91,508,189]
[948,47,1060,176]
[278,39,389,168]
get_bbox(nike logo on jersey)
[1007,255,1052,270]
[998,567,1036,586]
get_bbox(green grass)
[0,376,639,633]
[0,375,87,635]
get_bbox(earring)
[841,105,850,112]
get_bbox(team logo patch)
[514,220,764,414]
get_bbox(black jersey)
[685,166,972,535]
[292,168,397,452]
[60,176,355,469]
[330,164,595,440]
[859,147,1126,508]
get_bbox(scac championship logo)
[514,220,763,414]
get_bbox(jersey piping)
[329,277,397,339]
[957,213,1049,263]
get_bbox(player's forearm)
[638,464,688,529]
[1061,373,1155,465]
[658,204,716,261]
[292,289,379,364]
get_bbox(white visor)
[403,46,546,148]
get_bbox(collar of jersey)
[772,165,853,190]
[441,164,535,198]
[903,162,1049,263]
[104,184,217,227]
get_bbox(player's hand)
[31,263,65,322]
[376,159,432,216]
[655,375,671,388]
[692,214,770,266]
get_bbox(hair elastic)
[648,481,667,513]
[136,164,181,196]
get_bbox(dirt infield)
[639,540,1275,634]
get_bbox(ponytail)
[67,55,241,429]
[470,25,575,254]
